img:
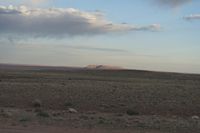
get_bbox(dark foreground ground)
[0,65,200,133]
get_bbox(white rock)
[68,108,78,113]
[191,115,199,120]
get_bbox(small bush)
[32,99,42,108]
[34,108,42,113]
[19,117,30,122]
[79,115,89,120]
[64,101,73,107]
[37,111,50,118]
[98,119,105,124]
[126,109,139,116]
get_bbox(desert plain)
[0,64,200,133]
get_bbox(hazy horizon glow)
[0,0,200,74]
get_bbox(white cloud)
[0,5,160,39]
[184,14,200,20]
[31,0,47,4]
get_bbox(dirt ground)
[0,65,200,133]
[0,126,171,133]
[1,126,177,133]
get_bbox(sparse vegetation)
[126,109,139,116]
[19,117,31,122]
[64,101,73,107]
[36,111,50,118]
[98,119,105,124]
[98,117,106,124]
[32,99,42,108]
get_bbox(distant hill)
[85,65,123,70]
[0,63,123,71]
[0,63,82,71]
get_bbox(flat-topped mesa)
[85,65,123,70]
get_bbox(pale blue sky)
[0,0,200,73]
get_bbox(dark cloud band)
[184,14,200,20]
[154,0,192,7]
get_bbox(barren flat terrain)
[0,65,200,133]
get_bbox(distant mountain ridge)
[85,65,123,70]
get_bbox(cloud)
[0,5,160,39]
[31,0,47,4]
[154,0,192,7]
[184,14,200,20]
[66,45,128,53]
[28,0,50,5]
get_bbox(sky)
[0,0,200,73]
